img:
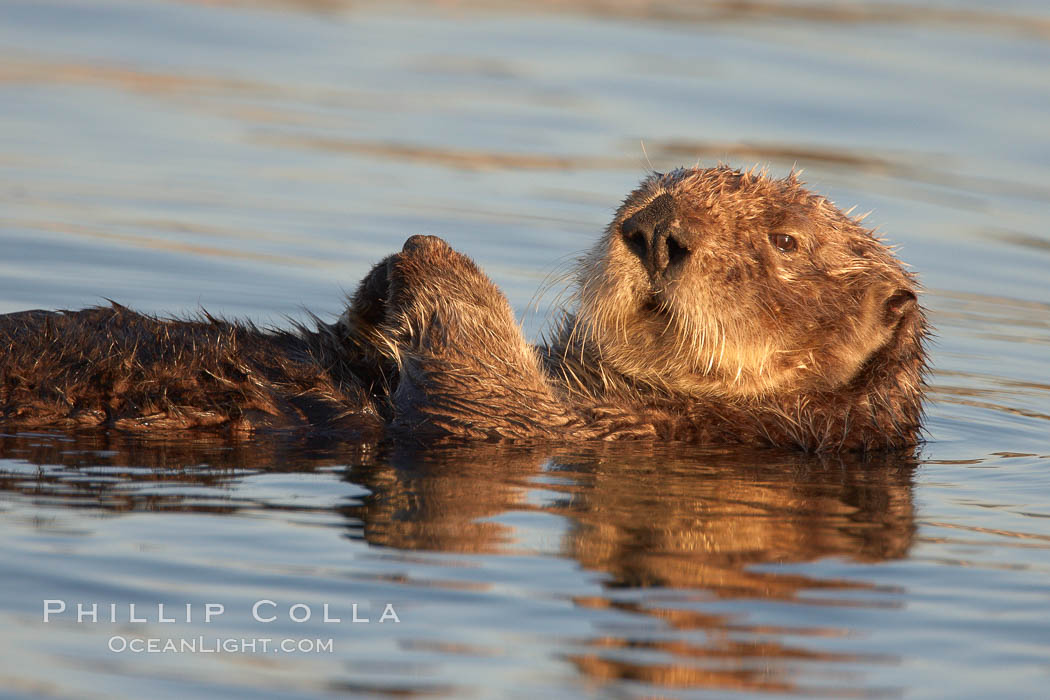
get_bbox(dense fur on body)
[0,166,928,451]
[0,305,381,435]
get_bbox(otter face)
[572,166,919,399]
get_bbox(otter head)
[572,166,926,404]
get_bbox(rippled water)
[1,1,1049,697]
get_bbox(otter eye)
[769,233,798,253]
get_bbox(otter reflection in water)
[350,442,916,693]
[0,166,928,451]
[0,434,916,694]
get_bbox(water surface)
[1,1,1049,697]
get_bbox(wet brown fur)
[0,166,928,451]
[0,305,382,436]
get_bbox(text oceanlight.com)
[107,636,335,654]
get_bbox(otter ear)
[884,289,917,323]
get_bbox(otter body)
[0,167,928,451]
[0,306,381,435]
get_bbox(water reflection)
[0,431,374,513]
[349,444,916,693]
[0,432,916,694]
[0,433,918,580]
[350,443,915,580]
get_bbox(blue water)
[1,1,1049,697]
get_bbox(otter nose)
[620,193,691,276]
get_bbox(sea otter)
[0,166,928,451]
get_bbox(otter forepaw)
[346,234,459,329]
[401,234,452,255]
[386,235,490,316]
